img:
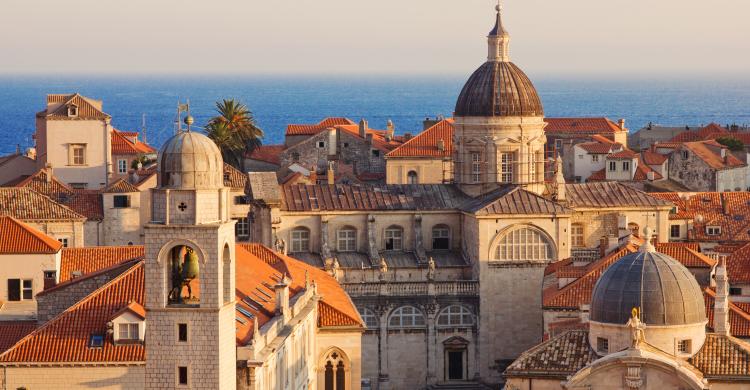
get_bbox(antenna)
[141,113,147,144]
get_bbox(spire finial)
[488,1,510,61]
[640,226,655,253]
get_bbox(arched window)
[407,171,418,184]
[290,227,311,253]
[337,227,356,252]
[388,306,425,328]
[437,305,474,327]
[494,227,554,262]
[571,223,585,248]
[432,224,450,250]
[384,225,403,251]
[358,308,379,329]
[321,349,349,390]
[166,244,201,306]
[628,222,640,237]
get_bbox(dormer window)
[706,226,721,236]
[118,323,140,340]
[111,302,146,343]
[67,104,78,117]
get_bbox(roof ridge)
[0,216,63,254]
[38,257,142,297]
[0,261,144,361]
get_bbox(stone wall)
[27,220,85,248]
[0,365,145,389]
[385,158,451,184]
[669,149,718,191]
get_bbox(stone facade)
[0,365,145,389]
[27,220,85,248]
[669,143,749,192]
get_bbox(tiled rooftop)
[564,182,673,209]
[386,119,454,158]
[246,144,284,165]
[0,187,86,221]
[544,117,624,135]
[504,330,594,379]
[286,117,356,136]
[37,94,110,120]
[111,129,156,155]
[650,192,750,242]
[0,216,62,254]
[223,163,248,189]
[60,246,145,283]
[12,169,103,220]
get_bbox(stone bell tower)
[144,116,237,389]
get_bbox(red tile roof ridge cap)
[110,301,146,321]
[0,261,144,362]
[385,118,454,158]
[0,216,63,254]
[37,257,142,297]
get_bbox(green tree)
[716,136,745,151]
[205,99,264,169]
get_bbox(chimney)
[404,133,413,141]
[386,119,395,142]
[554,155,566,201]
[44,163,53,183]
[714,257,731,336]
[599,236,608,258]
[647,171,655,181]
[327,162,335,185]
[359,118,368,138]
[275,275,291,323]
[437,139,445,152]
[328,127,337,156]
[618,119,626,130]
[309,166,318,184]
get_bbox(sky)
[1,0,748,77]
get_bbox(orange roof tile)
[60,246,145,282]
[103,178,139,193]
[0,216,62,254]
[0,188,86,221]
[37,94,110,120]
[650,192,750,242]
[336,125,403,152]
[704,288,750,337]
[682,140,745,170]
[111,129,156,155]
[607,149,637,159]
[223,163,248,189]
[0,321,37,354]
[698,123,729,139]
[670,131,703,143]
[386,119,454,158]
[641,150,668,165]
[577,141,620,154]
[631,159,663,181]
[246,144,284,165]
[111,301,145,320]
[286,117,356,136]
[726,242,750,284]
[12,169,103,220]
[544,117,625,134]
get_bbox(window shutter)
[7,279,21,301]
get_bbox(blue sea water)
[0,75,748,155]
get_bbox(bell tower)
[144,115,237,390]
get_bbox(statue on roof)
[427,257,436,281]
[626,307,646,348]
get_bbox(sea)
[0,75,748,155]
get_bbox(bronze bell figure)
[182,247,200,281]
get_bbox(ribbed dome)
[590,250,706,326]
[158,131,224,190]
[455,61,543,117]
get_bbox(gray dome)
[590,250,706,326]
[454,61,544,118]
[158,131,224,190]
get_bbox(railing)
[342,281,478,297]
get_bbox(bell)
[181,247,200,280]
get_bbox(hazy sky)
[1,0,748,77]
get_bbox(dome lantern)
[158,131,224,190]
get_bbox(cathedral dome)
[590,238,706,326]
[454,6,544,118]
[158,131,224,190]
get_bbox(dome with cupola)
[158,130,224,190]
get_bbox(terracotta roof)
[544,118,624,134]
[246,144,284,165]
[0,216,62,254]
[586,161,663,183]
[37,94,109,120]
[111,129,155,155]
[650,192,750,242]
[577,141,620,154]
[698,123,729,139]
[103,178,139,193]
[386,119,454,158]
[455,61,544,117]
[0,262,145,363]
[111,301,145,320]
[564,182,673,209]
[681,140,745,170]
[60,246,145,283]
[286,117,356,136]
[708,133,750,146]
[726,243,750,284]
[504,330,594,379]
[336,125,403,152]
[281,184,470,212]
[12,169,103,220]
[223,163,248,189]
[641,150,668,165]
[0,188,85,221]
[0,321,37,354]
[670,131,703,143]
[690,333,750,377]
[607,149,637,159]
[461,186,572,215]
[704,288,750,338]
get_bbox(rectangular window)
[432,227,450,250]
[500,152,514,183]
[178,366,188,385]
[471,152,482,183]
[571,224,585,247]
[608,161,616,172]
[591,155,599,162]
[670,225,681,238]
[58,238,69,248]
[578,154,583,159]
[113,195,130,208]
[117,159,128,174]
[730,287,742,296]
[371,149,380,157]
[555,139,563,151]
[337,229,356,252]
[235,217,249,239]
[384,228,403,251]
[44,270,56,280]
[178,323,188,342]
[622,161,630,171]
[22,279,32,300]
[317,141,325,148]
[234,195,249,205]
[291,229,310,253]
[706,226,721,236]
[7,279,21,301]
[596,337,609,354]
[89,334,104,348]
[70,144,86,165]
[677,339,691,354]
[70,183,87,189]
[118,323,139,340]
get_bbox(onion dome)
[590,229,706,326]
[158,131,224,190]
[454,5,544,117]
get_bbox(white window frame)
[58,237,70,248]
[597,337,609,354]
[118,323,140,340]
[471,152,482,183]
[500,152,514,183]
[70,144,86,166]
[290,228,310,253]
[358,308,379,329]
[436,305,474,327]
[22,279,33,300]
[608,161,616,171]
[677,339,691,354]
[388,306,425,328]
[622,161,630,171]
[706,226,721,236]
[117,159,128,174]
[113,195,130,208]
[495,227,553,262]
[384,226,403,251]
[432,225,450,250]
[337,228,357,252]
[592,154,599,162]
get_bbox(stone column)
[377,304,390,390]
[425,301,438,385]
[414,214,426,263]
[367,214,380,264]
[321,217,332,260]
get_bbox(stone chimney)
[437,139,445,152]
[44,163,53,183]
[714,257,731,336]
[618,119,626,130]
[327,162,335,185]
[386,119,395,142]
[554,156,566,201]
[309,166,318,184]
[275,275,291,323]
[647,171,655,181]
[359,118,368,138]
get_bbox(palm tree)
[205,99,264,169]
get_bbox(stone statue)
[379,258,388,281]
[626,307,646,348]
[427,257,436,281]
[332,258,341,281]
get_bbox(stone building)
[0,130,363,390]
[0,187,86,247]
[668,140,748,192]
[506,233,750,389]
[385,119,454,185]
